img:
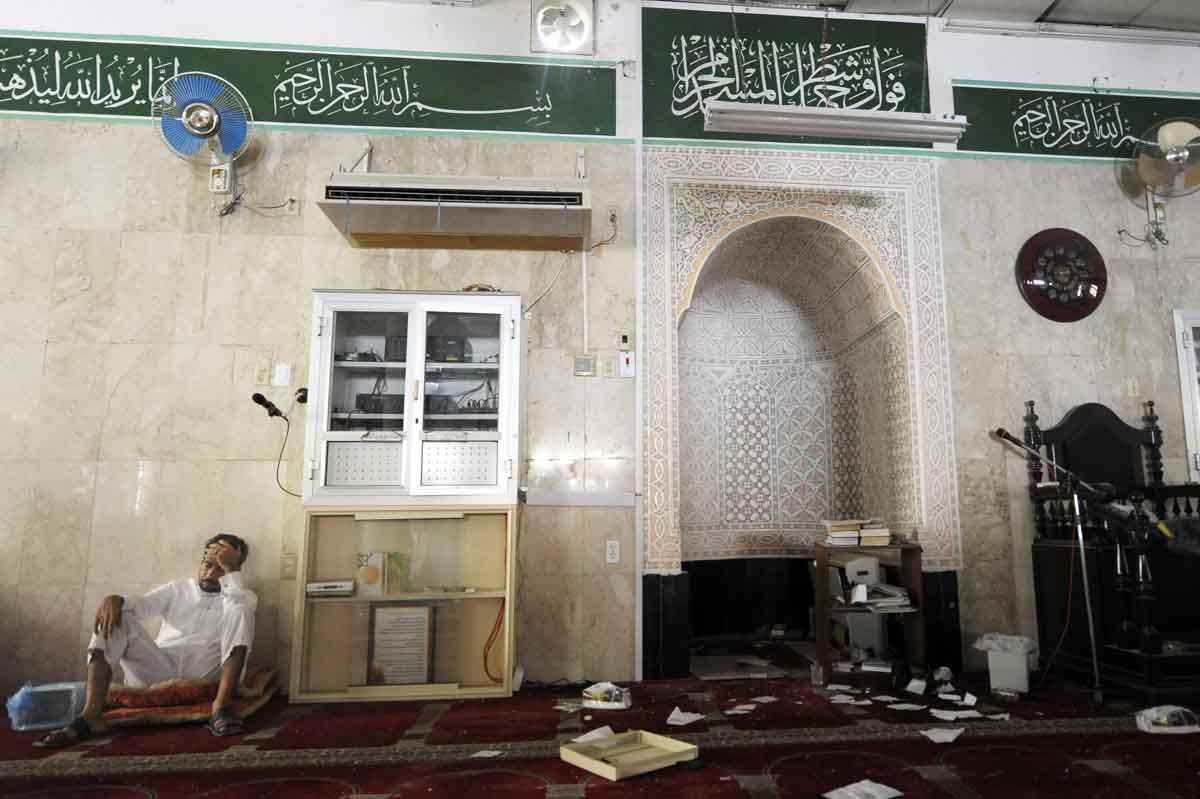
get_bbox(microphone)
[993,428,1022,446]
[252,393,284,419]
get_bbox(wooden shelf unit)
[813,541,924,685]
[290,505,516,703]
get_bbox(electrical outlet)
[605,540,620,564]
[617,333,631,351]
[619,351,635,378]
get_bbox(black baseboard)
[642,573,690,679]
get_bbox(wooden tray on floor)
[560,730,698,781]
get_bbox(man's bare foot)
[33,716,107,748]
[207,705,245,737]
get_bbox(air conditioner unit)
[317,174,591,251]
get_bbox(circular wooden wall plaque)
[1015,228,1107,323]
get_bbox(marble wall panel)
[18,462,97,587]
[17,584,85,684]
[2,116,637,686]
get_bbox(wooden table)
[813,541,924,685]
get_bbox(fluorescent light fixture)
[703,101,969,144]
[942,18,1200,48]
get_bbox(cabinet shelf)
[425,413,499,420]
[305,589,506,603]
[335,360,407,370]
[425,362,500,372]
[331,413,405,420]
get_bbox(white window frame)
[1172,309,1200,482]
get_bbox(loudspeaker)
[922,570,963,674]
[642,573,690,679]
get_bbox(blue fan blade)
[216,108,247,156]
[160,115,204,157]
[170,73,225,106]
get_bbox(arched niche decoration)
[641,146,962,573]
[677,214,914,561]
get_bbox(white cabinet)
[303,291,521,505]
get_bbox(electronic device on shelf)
[427,336,467,362]
[305,580,355,597]
[336,350,383,362]
[356,394,405,414]
[385,336,407,362]
[426,395,457,414]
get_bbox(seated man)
[37,533,257,747]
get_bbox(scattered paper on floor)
[822,778,904,799]
[921,727,965,743]
[725,709,751,715]
[906,679,926,695]
[829,694,857,704]
[889,703,926,711]
[572,725,615,743]
[667,707,706,726]
[960,692,978,706]
[825,684,854,692]
[871,695,900,703]
[937,693,962,702]
[851,699,873,706]
[751,696,779,703]
[987,713,1011,721]
[471,750,504,758]
[733,704,757,711]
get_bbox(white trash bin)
[974,634,1037,694]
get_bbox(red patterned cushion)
[106,666,275,708]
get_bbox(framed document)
[367,604,433,685]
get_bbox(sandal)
[207,706,245,737]
[34,717,96,748]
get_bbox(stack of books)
[859,522,892,547]
[822,519,864,546]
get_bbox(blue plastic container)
[5,682,86,731]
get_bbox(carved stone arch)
[642,146,962,573]
[676,209,907,327]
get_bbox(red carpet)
[2,673,1198,798]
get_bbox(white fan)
[531,0,594,54]
[1116,118,1200,247]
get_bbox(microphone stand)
[993,429,1105,704]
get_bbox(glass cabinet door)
[419,311,503,488]
[324,309,411,487]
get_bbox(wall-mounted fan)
[150,72,254,194]
[1116,118,1200,247]
[531,0,594,55]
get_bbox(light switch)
[619,351,635,378]
[272,361,293,387]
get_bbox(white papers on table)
[822,778,904,799]
[905,679,926,695]
[920,727,965,743]
[572,725,615,743]
[667,707,705,726]
[889,703,926,711]
[471,750,504,758]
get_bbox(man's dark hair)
[205,533,250,566]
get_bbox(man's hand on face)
[206,541,242,575]
[94,595,124,639]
